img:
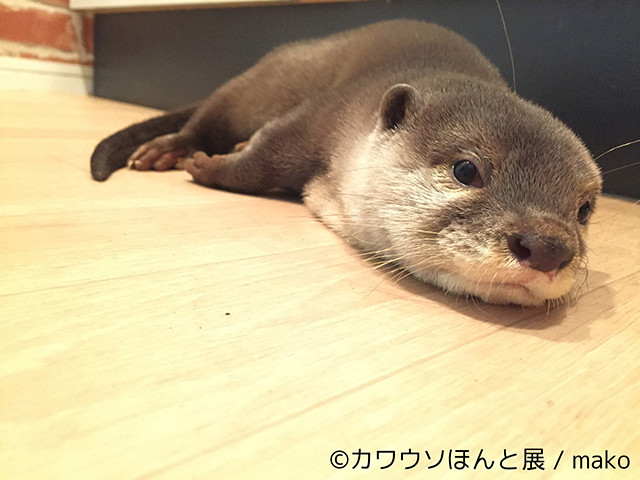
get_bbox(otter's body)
[91,20,602,306]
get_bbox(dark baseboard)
[94,0,640,198]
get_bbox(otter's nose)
[506,233,574,273]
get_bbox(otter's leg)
[127,96,263,173]
[183,111,324,194]
[184,151,269,193]
[127,58,310,174]
[128,132,196,171]
[128,39,334,173]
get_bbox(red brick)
[82,14,94,53]
[36,0,70,7]
[0,5,75,52]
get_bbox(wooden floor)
[1,90,639,479]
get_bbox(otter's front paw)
[128,133,190,171]
[184,152,225,187]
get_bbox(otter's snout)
[506,232,575,273]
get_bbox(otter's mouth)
[469,273,574,306]
[418,268,574,306]
[478,281,536,304]
[409,257,581,306]
[490,282,530,294]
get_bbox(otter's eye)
[453,160,483,188]
[577,201,591,225]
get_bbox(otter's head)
[368,79,602,306]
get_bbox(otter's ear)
[379,84,420,131]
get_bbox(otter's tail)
[90,104,198,181]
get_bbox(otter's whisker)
[495,0,516,93]
[601,160,640,176]
[594,138,640,161]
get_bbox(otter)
[90,20,602,306]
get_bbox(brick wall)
[0,0,93,65]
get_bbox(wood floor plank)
[1,90,638,479]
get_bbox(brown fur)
[91,20,602,306]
